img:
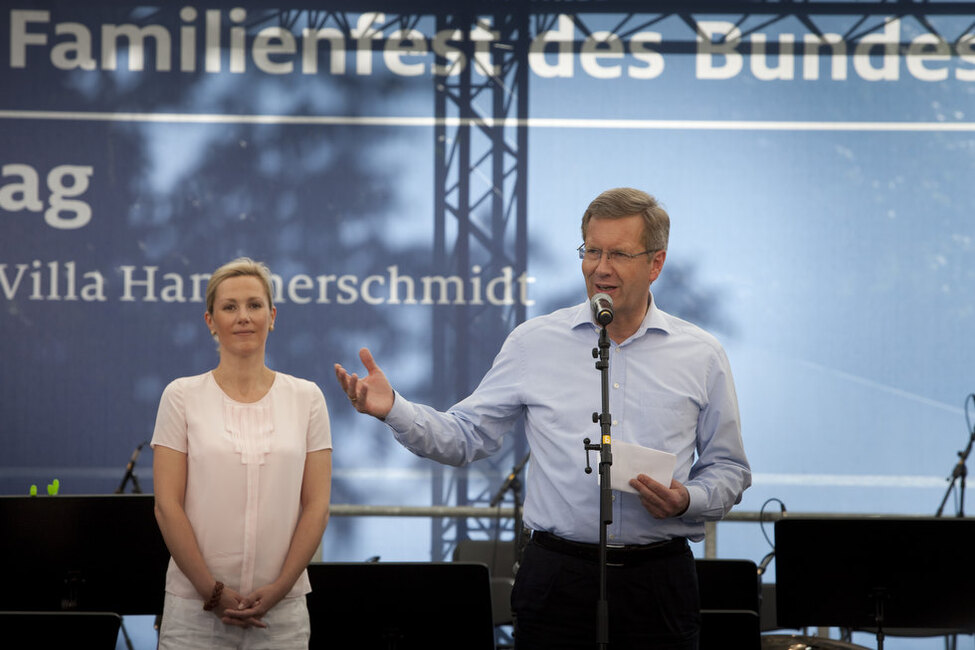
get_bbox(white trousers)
[157,592,310,650]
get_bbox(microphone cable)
[756,497,787,576]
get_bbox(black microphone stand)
[583,324,613,650]
[115,442,146,494]
[932,395,974,650]
[113,442,147,650]
[489,451,530,564]
[935,397,975,517]
[935,440,970,517]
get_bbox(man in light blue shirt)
[335,187,751,649]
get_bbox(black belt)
[530,531,688,565]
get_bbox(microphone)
[125,441,145,473]
[115,441,147,494]
[489,451,531,507]
[590,293,614,326]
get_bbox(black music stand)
[775,517,975,648]
[0,611,121,648]
[305,562,495,650]
[695,558,761,650]
[0,494,170,615]
[452,539,517,626]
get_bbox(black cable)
[757,497,786,575]
[759,497,786,548]
[965,393,975,439]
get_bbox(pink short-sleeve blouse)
[151,371,331,598]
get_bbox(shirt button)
[613,382,620,389]
[612,420,618,426]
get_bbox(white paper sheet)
[608,440,677,494]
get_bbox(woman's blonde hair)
[205,257,275,315]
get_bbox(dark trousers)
[511,537,700,650]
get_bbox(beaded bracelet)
[202,581,224,611]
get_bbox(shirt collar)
[571,292,672,339]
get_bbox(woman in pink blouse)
[151,257,332,649]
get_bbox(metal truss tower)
[430,6,531,560]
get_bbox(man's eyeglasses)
[577,244,656,264]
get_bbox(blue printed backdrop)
[3,3,975,592]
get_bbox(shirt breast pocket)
[638,392,700,449]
